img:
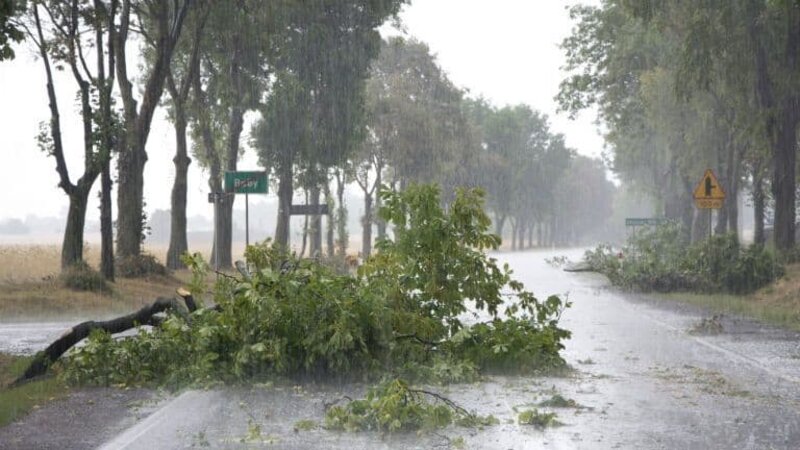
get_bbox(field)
[0,244,190,320]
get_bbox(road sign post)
[692,169,725,241]
[215,171,268,259]
[693,169,725,210]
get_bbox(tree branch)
[33,4,74,196]
[12,296,196,386]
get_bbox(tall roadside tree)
[561,1,800,250]
[254,0,405,251]
[114,0,192,260]
[21,0,116,270]
[189,0,267,269]
[160,4,208,269]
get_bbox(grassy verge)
[0,353,68,427]
[0,244,193,320]
[657,263,800,331]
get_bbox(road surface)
[2,248,800,449]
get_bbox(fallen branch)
[12,296,195,386]
[411,388,472,418]
[393,333,441,347]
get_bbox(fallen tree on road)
[14,186,572,392]
[11,291,199,387]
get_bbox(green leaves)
[586,225,784,294]
[63,184,569,390]
[323,379,496,433]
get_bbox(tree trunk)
[275,161,293,250]
[772,101,798,251]
[692,208,711,243]
[116,142,146,258]
[528,224,534,248]
[115,0,189,259]
[167,110,190,270]
[511,220,518,251]
[537,223,543,247]
[517,222,525,251]
[325,182,335,258]
[210,194,234,269]
[100,160,114,280]
[62,189,91,269]
[375,166,386,241]
[753,173,766,246]
[309,185,322,257]
[336,171,347,256]
[300,190,309,257]
[362,191,373,257]
[494,214,506,238]
[747,1,799,251]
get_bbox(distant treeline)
[2,1,613,280]
[559,1,800,251]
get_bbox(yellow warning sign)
[693,169,725,209]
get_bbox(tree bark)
[747,0,800,251]
[115,0,191,259]
[772,101,798,250]
[692,208,711,243]
[98,0,117,281]
[62,189,91,268]
[218,31,245,267]
[100,160,114,280]
[166,106,190,269]
[510,220,518,251]
[375,166,386,241]
[275,161,293,250]
[528,224,534,248]
[300,190,309,257]
[494,214,506,238]
[309,185,322,257]
[165,15,204,270]
[753,172,766,246]
[362,191,373,257]
[13,296,194,386]
[325,182,335,257]
[335,170,347,256]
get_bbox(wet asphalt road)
[3,248,800,449]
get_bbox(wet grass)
[0,244,193,320]
[660,291,800,332]
[652,263,800,332]
[0,353,68,427]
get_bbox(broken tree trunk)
[13,293,199,386]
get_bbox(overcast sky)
[0,0,601,222]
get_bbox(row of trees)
[7,0,405,275]
[559,0,800,249]
[305,37,615,256]
[3,1,614,278]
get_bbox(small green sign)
[224,171,268,194]
[625,218,668,227]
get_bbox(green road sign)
[625,218,669,227]
[224,171,268,194]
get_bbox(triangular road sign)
[693,169,725,200]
